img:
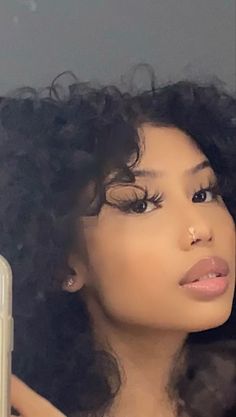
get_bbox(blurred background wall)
[0,0,235,93]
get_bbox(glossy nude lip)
[179,256,229,286]
[179,256,230,300]
[180,275,230,300]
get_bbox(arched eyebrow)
[132,160,211,179]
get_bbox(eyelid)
[194,178,219,193]
[105,184,153,203]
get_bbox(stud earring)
[66,277,74,288]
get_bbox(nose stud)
[188,226,197,243]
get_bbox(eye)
[127,198,161,214]
[105,186,163,215]
[193,181,221,203]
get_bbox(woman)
[1,72,236,417]
[11,375,66,417]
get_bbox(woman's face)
[72,125,235,333]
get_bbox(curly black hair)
[0,69,236,417]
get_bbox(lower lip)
[180,275,229,300]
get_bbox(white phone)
[0,255,14,417]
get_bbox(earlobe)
[62,273,85,293]
[63,253,86,292]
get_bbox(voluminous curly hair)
[0,69,236,417]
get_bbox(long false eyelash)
[107,185,163,212]
[106,178,221,214]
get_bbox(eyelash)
[115,180,221,214]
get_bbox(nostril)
[191,238,200,245]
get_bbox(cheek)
[85,223,173,321]
[216,208,235,257]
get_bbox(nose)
[179,209,214,251]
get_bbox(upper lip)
[179,256,229,285]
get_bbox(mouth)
[189,272,223,283]
[179,256,229,286]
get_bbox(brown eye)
[193,183,220,203]
[128,200,156,214]
[193,190,211,203]
[105,184,163,214]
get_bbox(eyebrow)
[132,160,211,179]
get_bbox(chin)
[185,304,233,333]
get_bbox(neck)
[88,299,188,417]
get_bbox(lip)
[179,256,230,286]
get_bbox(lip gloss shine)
[180,275,229,300]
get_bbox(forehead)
[137,125,205,173]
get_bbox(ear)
[62,253,87,293]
